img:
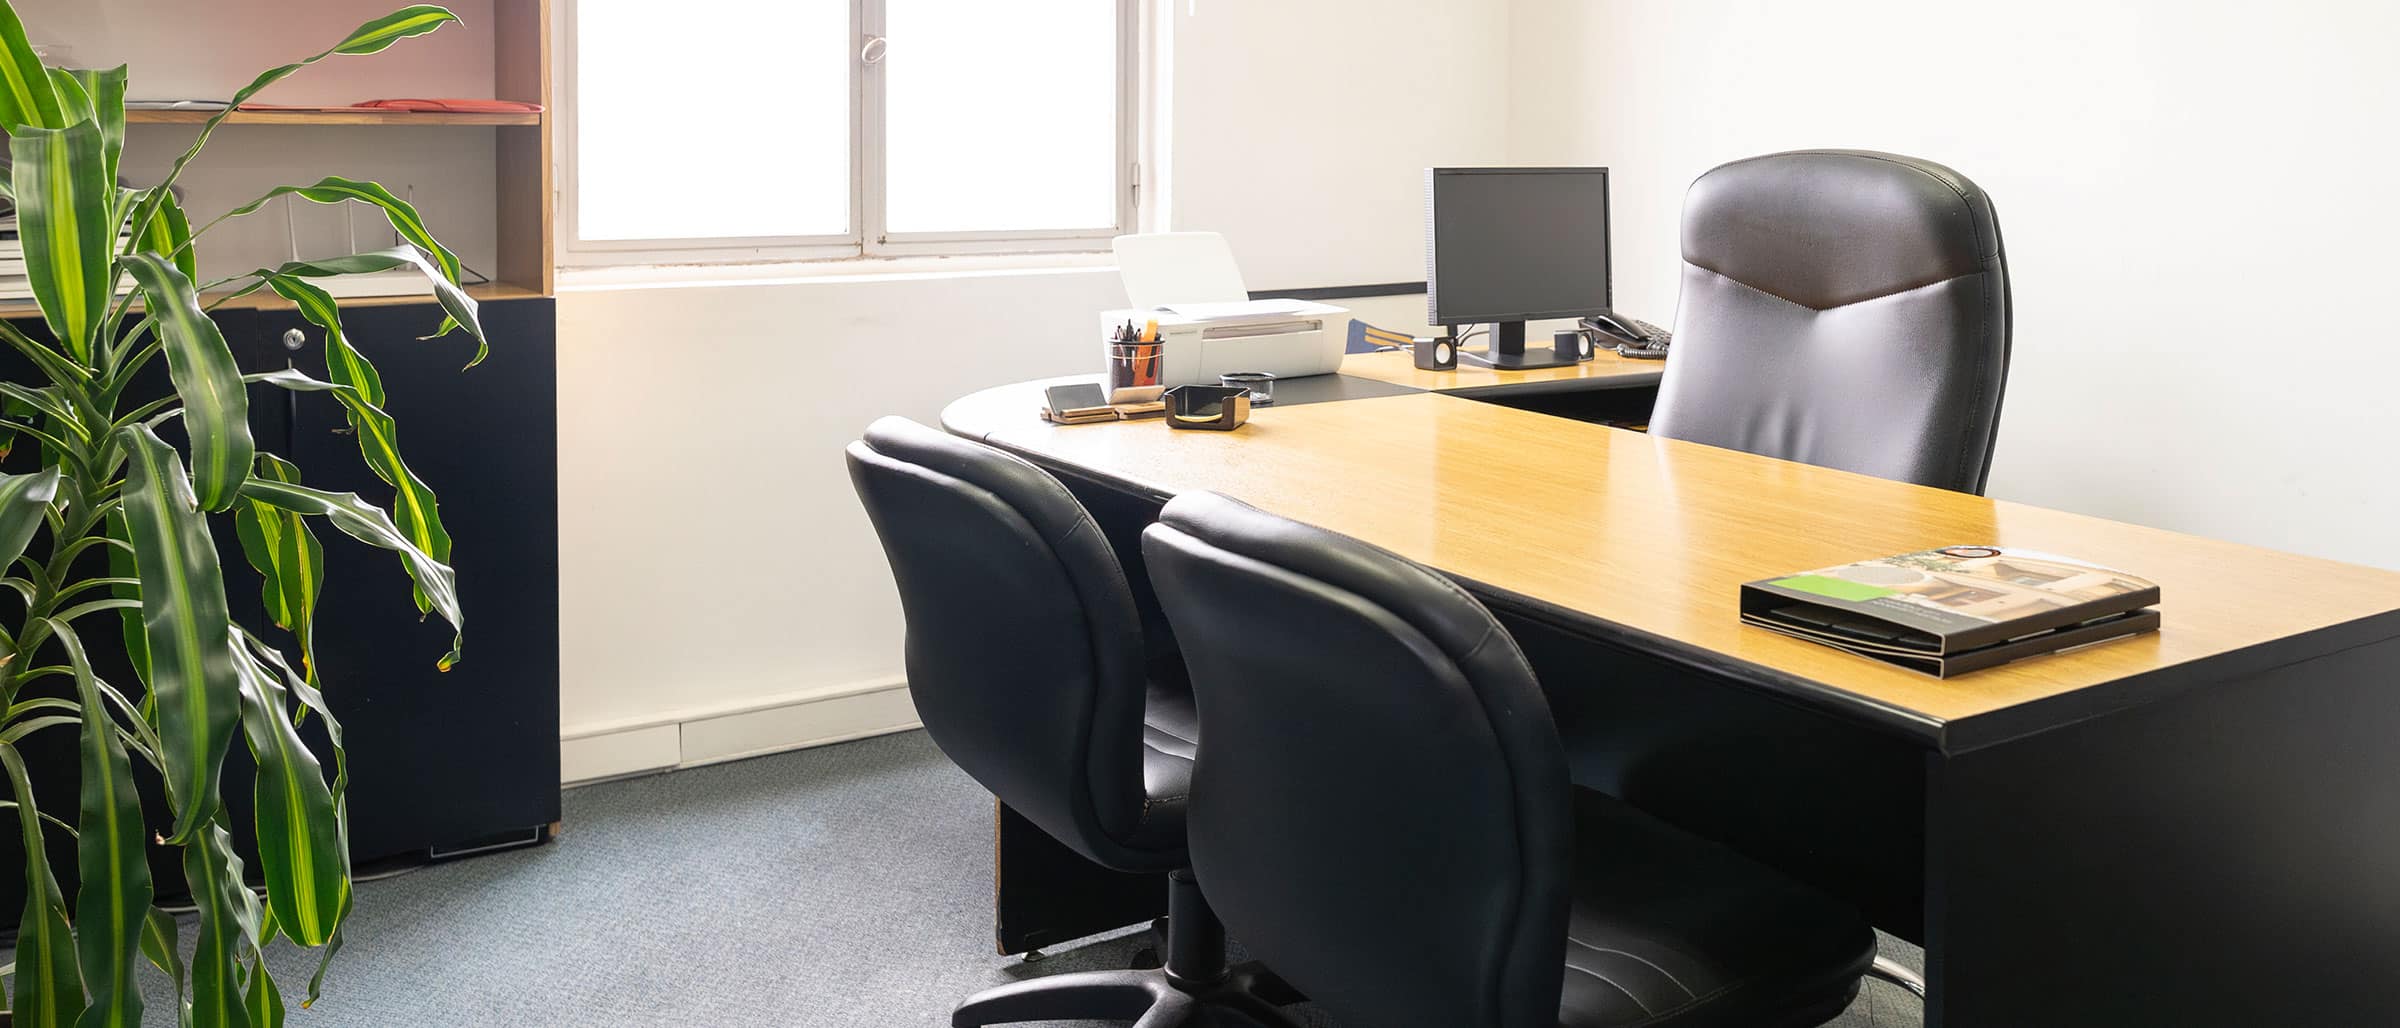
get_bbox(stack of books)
[0,207,25,303]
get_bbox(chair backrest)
[1650,149,2012,494]
[1113,231,1250,310]
[845,416,1169,870]
[1141,492,1571,1028]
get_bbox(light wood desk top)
[1338,348,1664,395]
[945,384,2400,750]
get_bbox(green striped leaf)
[46,70,91,127]
[220,183,461,285]
[104,511,149,688]
[266,275,453,588]
[241,369,350,395]
[216,184,485,363]
[241,477,462,670]
[232,637,350,947]
[243,956,286,1028]
[0,467,62,576]
[334,5,462,55]
[130,185,197,284]
[11,122,114,361]
[0,382,81,431]
[117,424,242,841]
[271,247,485,367]
[63,66,127,183]
[304,927,344,1009]
[117,5,461,298]
[183,820,259,1028]
[54,623,152,1028]
[140,907,186,1022]
[0,2,64,130]
[214,248,483,368]
[122,253,254,512]
[1,743,84,1028]
[234,455,325,672]
[240,631,345,803]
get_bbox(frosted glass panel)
[885,0,1119,234]
[578,1,849,240]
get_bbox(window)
[565,0,1139,264]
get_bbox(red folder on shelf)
[354,98,544,113]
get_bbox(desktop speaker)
[1414,335,1458,371]
[1556,329,1593,361]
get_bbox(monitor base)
[1460,347,1581,371]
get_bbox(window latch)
[860,35,888,65]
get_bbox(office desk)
[940,380,2400,1028]
[1338,347,1663,424]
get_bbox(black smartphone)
[1044,382,1110,415]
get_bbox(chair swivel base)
[1868,954,1927,998]
[951,961,1303,1028]
[953,869,1305,1028]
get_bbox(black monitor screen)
[1425,167,1612,326]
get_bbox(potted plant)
[0,5,483,1025]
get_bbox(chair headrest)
[1682,149,2001,310]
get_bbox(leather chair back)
[1651,149,2012,493]
[1142,492,1571,1028]
[845,416,1174,871]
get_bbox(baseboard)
[560,679,920,785]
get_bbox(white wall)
[554,269,1125,743]
[1170,0,1513,288]
[19,0,498,103]
[1508,0,2400,570]
[551,0,1524,772]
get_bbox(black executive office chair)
[1650,149,2012,495]
[1143,491,1878,1028]
[844,417,1298,1028]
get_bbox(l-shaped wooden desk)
[939,352,2400,1028]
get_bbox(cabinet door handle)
[282,328,309,352]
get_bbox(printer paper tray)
[1201,319,1322,340]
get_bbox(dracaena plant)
[0,5,484,1026]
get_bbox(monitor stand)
[1457,321,1580,370]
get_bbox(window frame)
[558,0,1142,267]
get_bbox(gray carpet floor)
[128,730,1925,1026]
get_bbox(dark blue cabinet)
[0,297,560,920]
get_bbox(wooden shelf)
[212,281,548,311]
[126,109,542,127]
[0,282,549,320]
[15,0,560,315]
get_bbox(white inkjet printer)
[1107,232,1349,387]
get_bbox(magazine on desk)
[1740,546,2161,677]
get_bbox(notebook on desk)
[1741,546,2161,677]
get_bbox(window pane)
[578,1,849,241]
[885,0,1119,234]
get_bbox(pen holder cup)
[1163,385,1252,431]
[1106,342,1165,404]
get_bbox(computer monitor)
[1425,167,1613,369]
